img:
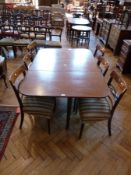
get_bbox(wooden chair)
[9,64,56,134]
[2,24,20,39]
[27,41,37,60]
[97,56,110,76]
[94,44,105,59]
[23,52,33,70]
[0,55,8,87]
[19,25,31,39]
[51,12,64,27]
[78,70,127,139]
[33,26,47,40]
[49,27,63,42]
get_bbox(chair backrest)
[9,64,26,108]
[27,41,37,60]
[94,44,105,58]
[107,70,127,114]
[97,56,109,76]
[23,52,33,70]
[0,55,6,75]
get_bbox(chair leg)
[94,48,97,57]
[3,75,8,88]
[66,98,72,129]
[47,119,51,135]
[79,123,85,139]
[73,98,78,113]
[108,118,112,136]
[19,111,24,129]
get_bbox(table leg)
[66,97,72,129]
[12,46,17,58]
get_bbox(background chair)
[23,52,33,70]
[9,64,56,134]
[78,70,127,139]
[94,44,105,59]
[49,27,63,42]
[0,55,8,88]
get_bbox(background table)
[67,18,90,26]
[71,25,92,46]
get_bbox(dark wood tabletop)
[30,48,96,72]
[20,48,108,98]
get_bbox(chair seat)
[79,98,111,122]
[34,40,62,48]
[23,96,55,119]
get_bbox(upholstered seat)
[79,98,111,122]
[22,96,55,119]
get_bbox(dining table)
[19,48,109,129]
[67,17,90,26]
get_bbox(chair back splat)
[107,70,127,114]
[97,56,109,76]
[23,52,33,70]
[94,44,105,58]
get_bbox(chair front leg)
[108,118,112,136]
[79,123,85,139]
[19,110,24,129]
[47,119,51,135]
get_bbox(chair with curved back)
[78,70,127,139]
[27,41,37,61]
[94,44,109,76]
[94,44,105,59]
[9,64,56,134]
[23,52,33,70]
[97,56,110,76]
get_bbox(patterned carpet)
[0,108,17,160]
